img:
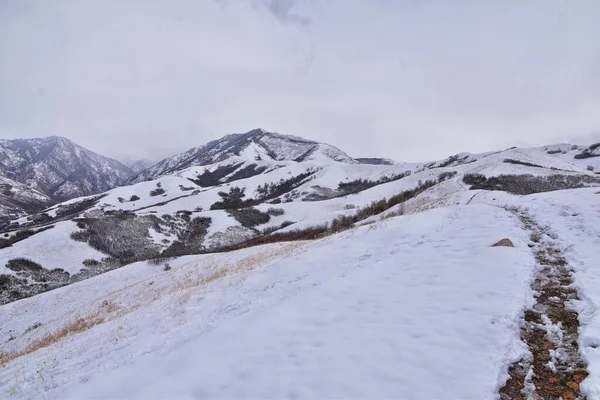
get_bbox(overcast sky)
[1,0,600,162]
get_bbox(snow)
[0,136,132,201]
[0,204,535,399]
[501,188,600,398]
[4,138,600,398]
[0,221,105,275]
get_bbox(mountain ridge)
[130,128,356,183]
[0,136,134,202]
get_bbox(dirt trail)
[500,208,588,400]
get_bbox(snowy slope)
[2,139,600,301]
[0,204,535,399]
[2,138,600,398]
[0,136,134,201]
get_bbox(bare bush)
[463,173,600,195]
[150,188,166,197]
[266,207,285,216]
[503,159,544,168]
[228,208,270,229]
[0,226,54,249]
[336,171,411,196]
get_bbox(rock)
[492,238,515,247]
[561,390,576,400]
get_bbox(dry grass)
[0,316,104,366]
[0,242,306,368]
[491,238,515,247]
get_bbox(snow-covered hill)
[0,136,134,201]
[2,138,600,305]
[2,186,600,398]
[130,128,357,183]
[2,136,600,398]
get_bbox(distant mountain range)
[120,158,157,174]
[0,129,370,216]
[0,136,133,203]
[1,128,600,306]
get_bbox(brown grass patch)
[492,238,515,247]
[0,316,104,366]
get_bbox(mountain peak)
[0,137,133,201]
[131,129,356,183]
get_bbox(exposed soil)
[500,209,588,400]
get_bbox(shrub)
[546,149,562,154]
[150,188,166,197]
[6,258,43,272]
[4,258,69,286]
[261,221,296,235]
[130,195,140,202]
[463,173,488,185]
[330,214,355,232]
[82,259,100,267]
[0,226,55,249]
[255,170,316,201]
[587,165,595,171]
[176,210,193,222]
[462,173,600,195]
[230,224,329,249]
[280,220,295,229]
[266,207,285,216]
[336,171,411,196]
[503,159,544,168]
[226,164,268,182]
[55,195,106,218]
[437,171,458,182]
[228,208,270,229]
[70,214,162,265]
[160,217,212,258]
[163,263,171,271]
[70,230,91,242]
[189,163,243,187]
[210,186,254,210]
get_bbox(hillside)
[1,137,600,398]
[2,186,600,398]
[2,139,600,304]
[0,176,53,221]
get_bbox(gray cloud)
[1,0,599,163]
[262,0,312,28]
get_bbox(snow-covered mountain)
[130,128,357,183]
[2,137,600,398]
[0,175,53,221]
[3,136,600,306]
[0,136,134,201]
[120,158,156,173]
